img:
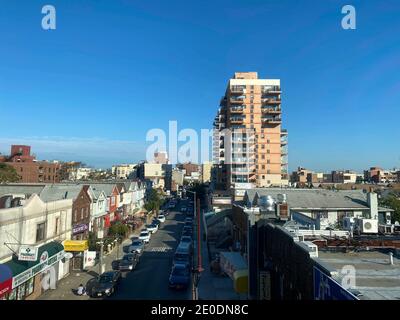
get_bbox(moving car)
[185,217,193,224]
[181,206,187,213]
[184,221,192,228]
[182,226,193,236]
[157,214,166,223]
[180,235,192,244]
[90,271,121,298]
[152,219,161,227]
[128,239,145,254]
[139,230,151,243]
[173,246,191,268]
[169,264,190,290]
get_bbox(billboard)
[313,266,358,300]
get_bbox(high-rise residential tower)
[213,72,288,189]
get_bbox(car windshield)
[140,232,148,236]
[99,275,112,283]
[181,237,190,242]
[133,241,142,246]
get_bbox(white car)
[157,215,166,223]
[139,230,151,243]
[146,223,158,234]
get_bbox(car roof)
[101,271,116,276]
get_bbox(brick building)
[1,145,60,183]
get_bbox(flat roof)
[318,250,400,300]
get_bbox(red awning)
[0,264,12,298]
[104,214,111,228]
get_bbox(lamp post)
[96,240,104,275]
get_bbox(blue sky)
[0,0,399,171]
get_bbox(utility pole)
[98,241,104,275]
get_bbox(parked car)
[128,239,145,254]
[182,226,193,234]
[164,210,170,217]
[146,223,158,234]
[152,219,161,227]
[182,229,192,237]
[185,217,193,224]
[157,214,166,223]
[139,230,151,243]
[90,271,121,298]
[169,264,191,290]
[181,206,187,213]
[118,253,139,271]
[184,221,193,228]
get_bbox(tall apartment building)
[213,72,288,189]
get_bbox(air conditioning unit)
[298,241,318,258]
[356,218,378,234]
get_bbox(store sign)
[63,240,89,252]
[72,224,88,235]
[12,251,64,289]
[84,251,96,268]
[18,246,38,262]
[313,267,358,300]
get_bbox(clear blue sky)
[0,0,399,171]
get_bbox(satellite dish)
[64,252,74,259]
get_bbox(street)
[106,209,192,300]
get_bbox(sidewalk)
[39,229,141,300]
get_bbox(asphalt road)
[106,209,192,300]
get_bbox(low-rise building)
[112,164,137,179]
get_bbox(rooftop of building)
[317,250,400,300]
[242,188,394,211]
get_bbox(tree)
[380,195,400,223]
[144,188,163,215]
[108,222,129,238]
[0,163,20,183]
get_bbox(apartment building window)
[267,170,271,174]
[36,222,46,242]
[74,209,78,222]
[261,155,265,159]
[267,180,271,184]
[81,208,84,219]
[262,175,265,180]
[267,159,270,164]
[267,139,270,144]
[262,165,265,170]
[261,144,265,149]
[111,196,115,206]
[261,134,265,139]
[267,149,270,154]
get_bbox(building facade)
[213,72,288,189]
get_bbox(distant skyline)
[1,1,399,171]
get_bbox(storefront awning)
[4,241,64,277]
[63,240,89,252]
[0,264,12,298]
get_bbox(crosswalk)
[147,246,173,252]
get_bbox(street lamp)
[96,240,104,275]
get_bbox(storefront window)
[17,282,26,300]
[8,288,17,300]
[26,277,34,296]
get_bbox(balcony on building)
[262,85,281,95]
[262,97,281,105]
[281,134,288,145]
[261,115,281,125]
[261,106,281,114]
[230,85,246,94]
[230,96,245,104]
[230,116,244,124]
[230,106,245,114]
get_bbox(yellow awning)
[63,240,89,252]
[233,269,248,294]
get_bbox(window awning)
[4,241,64,277]
[0,264,12,298]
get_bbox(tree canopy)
[0,163,20,183]
[380,194,400,223]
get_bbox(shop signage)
[63,240,89,252]
[72,224,88,235]
[18,246,38,262]
[12,251,64,289]
[84,251,96,268]
[313,266,358,300]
